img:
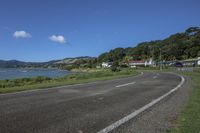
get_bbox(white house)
[102,62,112,68]
[145,58,154,66]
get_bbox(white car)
[197,57,200,65]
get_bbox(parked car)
[174,62,183,67]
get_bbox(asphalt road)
[0,72,183,133]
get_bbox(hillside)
[0,57,96,68]
[98,27,200,63]
[54,56,95,64]
[0,60,60,68]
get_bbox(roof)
[128,60,145,63]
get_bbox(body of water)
[0,68,72,80]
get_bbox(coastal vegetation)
[0,69,139,93]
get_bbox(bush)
[64,65,75,71]
[0,76,52,88]
[111,66,120,72]
[32,76,51,83]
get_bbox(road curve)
[0,72,183,133]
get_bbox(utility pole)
[159,48,162,71]
[149,45,155,67]
[152,46,155,67]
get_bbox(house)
[128,60,146,67]
[128,58,154,67]
[102,62,112,68]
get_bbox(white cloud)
[13,31,31,38]
[49,35,66,44]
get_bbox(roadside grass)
[168,69,200,133]
[0,69,139,94]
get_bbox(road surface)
[0,72,184,133]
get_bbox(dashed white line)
[97,74,185,133]
[115,82,136,88]
[153,76,157,79]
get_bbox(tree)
[97,26,200,63]
[189,47,200,58]
[197,51,200,57]
[109,48,125,61]
[186,27,200,34]
[98,52,110,63]
[111,61,120,72]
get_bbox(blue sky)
[0,0,200,62]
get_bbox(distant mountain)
[0,60,59,68]
[0,56,95,68]
[0,60,27,68]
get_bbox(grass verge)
[168,69,200,133]
[0,69,139,94]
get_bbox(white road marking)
[153,76,157,79]
[115,82,136,88]
[97,74,185,133]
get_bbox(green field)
[0,69,139,94]
[168,69,200,133]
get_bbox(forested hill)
[98,27,200,63]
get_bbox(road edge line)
[97,74,185,133]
